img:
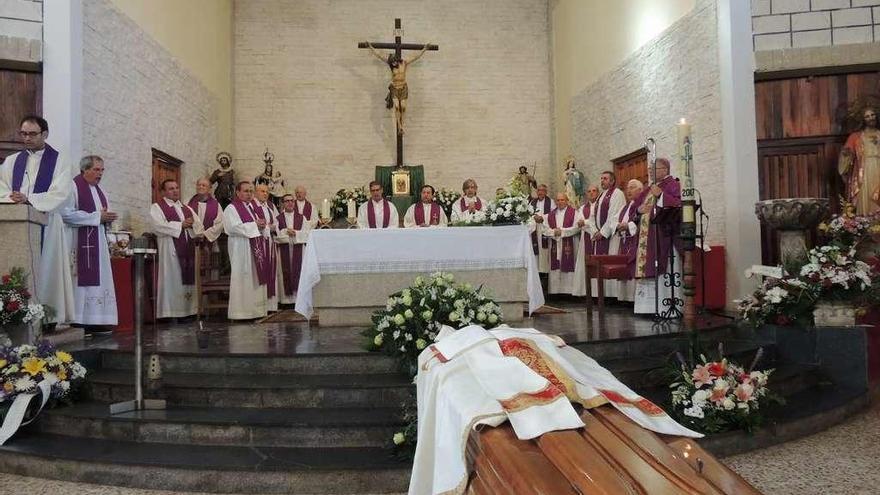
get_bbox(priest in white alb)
[0,116,74,324]
[614,179,643,302]
[188,177,224,244]
[150,179,204,319]
[573,185,599,297]
[253,184,279,312]
[223,181,269,320]
[450,178,486,222]
[275,187,318,304]
[60,155,118,329]
[542,193,580,294]
[404,185,448,228]
[527,184,555,275]
[357,181,399,229]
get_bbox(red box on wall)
[693,245,726,310]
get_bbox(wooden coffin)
[465,405,761,495]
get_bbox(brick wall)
[570,0,725,245]
[752,0,880,50]
[233,0,553,204]
[0,0,42,62]
[81,0,218,234]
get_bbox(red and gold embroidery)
[599,389,665,417]
[499,383,564,413]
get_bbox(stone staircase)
[0,324,870,493]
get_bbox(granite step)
[38,402,405,448]
[570,324,741,361]
[0,432,410,494]
[87,370,413,408]
[100,349,400,375]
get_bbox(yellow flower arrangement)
[21,357,47,376]
[55,351,73,364]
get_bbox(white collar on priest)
[26,148,45,157]
[163,197,180,206]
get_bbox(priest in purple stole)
[275,187,318,304]
[629,158,683,314]
[528,184,556,275]
[542,193,581,295]
[450,178,487,223]
[0,116,74,324]
[188,177,224,244]
[253,184,279,312]
[150,179,204,319]
[61,156,118,327]
[357,181,399,229]
[404,185,448,228]
[573,185,599,297]
[614,179,644,302]
[223,181,270,320]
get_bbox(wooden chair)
[585,254,630,313]
[195,236,230,318]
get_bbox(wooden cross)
[359,18,438,168]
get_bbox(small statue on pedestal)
[209,152,235,208]
[254,149,286,208]
[563,155,585,208]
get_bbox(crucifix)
[359,18,438,168]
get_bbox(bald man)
[188,177,224,244]
[542,192,580,294]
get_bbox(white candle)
[321,198,331,219]
[677,118,695,223]
[347,198,356,219]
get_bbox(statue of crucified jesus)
[366,42,430,135]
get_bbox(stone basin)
[754,198,829,231]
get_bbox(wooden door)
[0,65,42,160]
[756,138,844,264]
[612,148,648,192]
[151,148,183,203]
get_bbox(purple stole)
[593,190,614,255]
[11,145,58,194]
[232,200,270,287]
[581,203,595,256]
[547,207,576,272]
[367,200,391,228]
[156,199,196,285]
[251,200,276,298]
[277,201,312,296]
[72,175,108,286]
[458,196,482,212]
[529,197,552,254]
[630,175,682,278]
[414,202,442,226]
[618,201,637,257]
[188,195,220,237]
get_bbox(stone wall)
[751,0,879,50]
[570,0,725,245]
[233,0,553,203]
[81,0,218,233]
[0,0,42,62]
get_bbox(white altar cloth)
[295,225,544,318]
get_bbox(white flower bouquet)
[330,187,368,219]
[364,272,503,375]
[669,348,779,433]
[434,188,461,218]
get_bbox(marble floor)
[65,299,733,356]
[1,396,876,495]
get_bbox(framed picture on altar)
[392,168,411,196]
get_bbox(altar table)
[295,225,544,326]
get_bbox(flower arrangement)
[737,277,818,327]
[365,272,503,375]
[799,245,875,301]
[449,194,535,227]
[0,340,87,405]
[435,188,461,218]
[1,268,47,329]
[670,348,778,433]
[817,205,880,250]
[330,187,368,219]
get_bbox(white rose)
[683,405,704,419]
[477,312,486,322]
[722,397,735,410]
[488,314,498,324]
[373,334,384,346]
[393,432,406,445]
[415,339,427,350]
[404,309,414,319]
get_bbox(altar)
[295,225,544,326]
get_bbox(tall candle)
[321,198,331,219]
[347,198,356,219]
[677,118,696,223]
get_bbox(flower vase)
[1,323,35,346]
[813,301,857,327]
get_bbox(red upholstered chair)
[585,254,630,313]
